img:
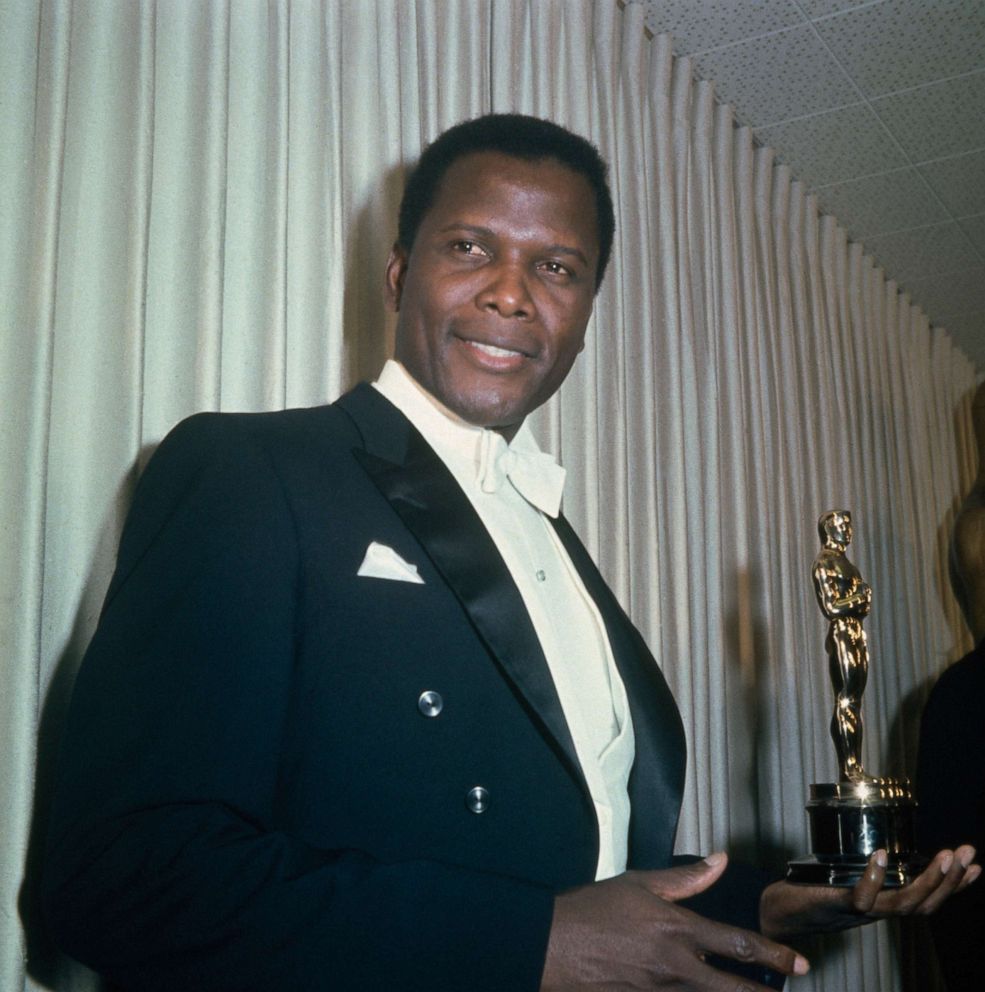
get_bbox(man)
[812,510,873,783]
[43,114,977,991]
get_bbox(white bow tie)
[475,429,566,517]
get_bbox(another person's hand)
[541,853,810,990]
[759,845,981,940]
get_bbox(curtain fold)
[2,2,979,990]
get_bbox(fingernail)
[703,852,726,868]
[875,850,887,868]
[794,955,810,975]
[941,853,954,874]
[967,865,982,884]
[960,848,975,869]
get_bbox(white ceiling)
[640,0,985,374]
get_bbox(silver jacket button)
[466,786,489,814]
[417,690,443,717]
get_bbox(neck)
[492,422,522,443]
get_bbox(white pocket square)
[357,541,425,584]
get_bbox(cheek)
[553,322,589,368]
[546,354,580,393]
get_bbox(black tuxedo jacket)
[43,385,765,991]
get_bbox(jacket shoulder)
[161,402,360,456]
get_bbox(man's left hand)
[759,846,981,939]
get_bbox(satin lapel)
[335,385,586,787]
[549,514,687,868]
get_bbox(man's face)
[385,151,600,439]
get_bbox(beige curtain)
[2,2,978,990]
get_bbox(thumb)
[640,852,729,902]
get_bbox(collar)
[372,360,565,517]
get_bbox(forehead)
[423,151,600,248]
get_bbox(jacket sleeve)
[41,413,554,992]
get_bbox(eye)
[451,240,488,257]
[539,260,575,280]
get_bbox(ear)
[384,242,409,312]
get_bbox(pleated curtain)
[1,2,979,990]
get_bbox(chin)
[460,407,519,431]
[446,388,524,430]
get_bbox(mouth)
[457,334,533,371]
[469,341,526,358]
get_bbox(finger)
[850,849,889,912]
[860,849,963,915]
[692,956,801,992]
[867,849,958,916]
[950,846,979,893]
[958,863,982,892]
[955,847,981,892]
[641,852,729,902]
[905,846,978,915]
[696,916,810,980]
[907,852,965,914]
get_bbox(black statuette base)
[787,779,927,888]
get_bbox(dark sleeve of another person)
[916,644,985,992]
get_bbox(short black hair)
[397,113,615,291]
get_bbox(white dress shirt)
[373,360,634,880]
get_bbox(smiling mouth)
[469,341,526,359]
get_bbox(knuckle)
[729,932,756,962]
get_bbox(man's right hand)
[540,854,809,990]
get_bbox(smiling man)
[43,114,977,992]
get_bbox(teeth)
[471,341,522,358]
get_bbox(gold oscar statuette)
[787,510,926,887]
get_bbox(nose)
[475,262,534,319]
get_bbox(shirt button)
[466,786,489,814]
[535,569,546,582]
[417,690,443,717]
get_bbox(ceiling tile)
[918,147,985,218]
[754,103,908,187]
[863,222,981,285]
[813,0,985,98]
[872,71,985,163]
[634,0,983,372]
[690,24,858,126]
[959,214,985,254]
[814,168,949,239]
[939,311,985,369]
[901,266,985,322]
[799,0,870,16]
[641,0,805,53]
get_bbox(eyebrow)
[437,223,591,268]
